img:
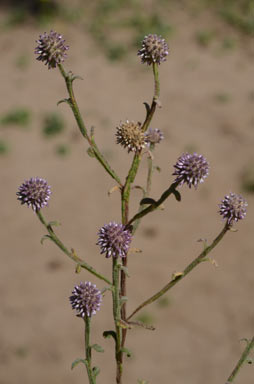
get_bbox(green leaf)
[48,221,61,227]
[71,358,87,370]
[40,234,52,245]
[91,344,104,353]
[75,264,82,274]
[120,347,132,358]
[92,366,100,377]
[87,147,95,157]
[140,197,156,205]
[103,330,117,342]
[57,98,71,106]
[172,189,181,202]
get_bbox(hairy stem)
[226,336,254,383]
[36,210,112,286]
[58,64,122,186]
[84,316,96,384]
[112,258,122,384]
[127,223,229,320]
[141,62,160,133]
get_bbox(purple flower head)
[70,282,102,318]
[97,222,132,258]
[35,30,69,69]
[219,193,247,225]
[145,128,164,147]
[116,120,146,153]
[138,34,169,65]
[17,177,51,211]
[173,152,209,189]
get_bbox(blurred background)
[0,1,253,383]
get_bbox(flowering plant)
[17,31,252,384]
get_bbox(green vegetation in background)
[0,139,9,155]
[42,112,65,137]
[0,108,31,128]
[55,143,71,156]
[241,165,254,194]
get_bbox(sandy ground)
[0,7,253,384]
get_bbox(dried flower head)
[97,222,132,258]
[17,177,51,211]
[138,34,169,65]
[70,282,102,318]
[219,193,247,225]
[35,30,69,69]
[145,128,164,147]
[116,120,146,153]
[173,153,209,189]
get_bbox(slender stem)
[127,223,229,320]
[128,181,180,227]
[141,62,160,133]
[133,144,155,234]
[58,64,122,186]
[112,258,122,384]
[226,337,254,383]
[36,210,112,286]
[84,316,96,384]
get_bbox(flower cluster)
[17,177,51,211]
[116,120,146,153]
[173,153,209,189]
[145,128,164,147]
[69,282,102,318]
[138,34,169,65]
[97,222,132,258]
[219,193,247,225]
[35,31,69,69]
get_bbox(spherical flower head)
[35,30,69,69]
[116,120,146,153]
[219,193,247,225]
[97,222,132,258]
[173,153,209,189]
[145,128,164,147]
[17,177,51,211]
[138,34,169,65]
[70,282,102,318]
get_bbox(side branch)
[127,223,229,320]
[226,336,254,383]
[127,181,180,227]
[58,64,122,187]
[37,210,112,286]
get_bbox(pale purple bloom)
[145,128,164,147]
[35,30,69,69]
[219,193,247,225]
[173,153,209,189]
[97,222,132,258]
[138,34,169,65]
[70,282,102,318]
[17,177,51,211]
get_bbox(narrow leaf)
[120,347,132,358]
[91,344,104,353]
[140,197,156,205]
[40,234,52,245]
[87,147,95,158]
[75,264,82,274]
[92,366,100,377]
[103,330,117,342]
[71,358,87,370]
[57,98,71,106]
[48,220,61,227]
[172,189,181,202]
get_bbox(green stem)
[141,62,160,133]
[226,337,254,383]
[58,64,122,186]
[84,316,96,384]
[128,181,180,227]
[127,223,229,320]
[36,210,112,286]
[133,144,155,234]
[112,258,122,384]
